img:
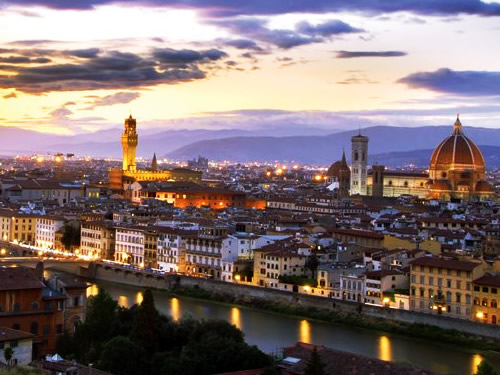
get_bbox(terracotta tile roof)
[0,266,44,291]
[282,342,439,375]
[410,257,481,271]
[0,326,34,342]
[474,274,500,287]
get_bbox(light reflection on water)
[84,280,500,375]
[378,335,392,362]
[231,307,242,330]
[299,320,311,344]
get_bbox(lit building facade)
[109,115,202,191]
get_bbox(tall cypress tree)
[130,289,160,353]
[304,347,325,375]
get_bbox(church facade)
[109,115,202,191]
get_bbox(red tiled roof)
[410,257,481,271]
[0,267,45,291]
[474,274,500,287]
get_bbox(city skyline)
[1,0,500,136]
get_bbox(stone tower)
[372,165,385,197]
[121,115,138,171]
[351,131,369,195]
[338,149,351,198]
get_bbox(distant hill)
[166,126,500,164]
[0,126,336,157]
[371,145,500,169]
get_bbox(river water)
[84,280,500,375]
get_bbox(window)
[10,340,18,348]
[483,287,489,293]
[30,321,39,335]
[43,325,50,336]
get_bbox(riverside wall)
[88,263,500,340]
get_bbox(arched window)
[404,181,409,187]
[482,299,488,307]
[491,300,497,308]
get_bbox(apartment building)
[115,226,145,266]
[472,274,500,325]
[80,221,115,260]
[409,257,484,319]
[35,216,65,249]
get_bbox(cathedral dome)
[429,116,485,172]
[327,150,350,177]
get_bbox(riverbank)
[86,263,500,351]
[162,284,500,353]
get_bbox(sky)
[0,0,500,136]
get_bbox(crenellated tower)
[121,115,138,171]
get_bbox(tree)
[130,289,160,353]
[98,336,147,375]
[304,347,325,375]
[475,360,497,375]
[306,252,319,278]
[3,346,13,368]
[61,224,81,250]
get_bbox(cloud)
[212,18,362,49]
[85,91,140,109]
[0,56,51,63]
[222,39,264,51]
[296,20,364,36]
[152,48,227,66]
[0,48,228,93]
[4,0,500,17]
[3,92,17,99]
[336,50,408,58]
[398,68,500,96]
[337,72,378,84]
[8,40,59,46]
[50,107,72,119]
[63,48,101,58]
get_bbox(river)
[84,280,500,375]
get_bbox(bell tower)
[121,115,138,171]
[351,130,369,195]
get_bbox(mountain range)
[166,126,500,164]
[1,125,500,168]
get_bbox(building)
[0,267,66,356]
[80,221,115,260]
[472,274,499,325]
[109,116,202,191]
[350,132,369,195]
[128,180,246,209]
[326,149,351,197]
[144,229,158,269]
[184,225,229,278]
[364,270,408,306]
[0,210,37,244]
[427,116,494,201]
[114,226,146,266]
[0,326,34,366]
[156,227,197,272]
[35,216,65,250]
[409,257,483,319]
[364,116,494,202]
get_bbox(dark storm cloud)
[211,18,362,49]
[336,51,407,58]
[4,0,500,17]
[398,68,500,96]
[0,47,227,93]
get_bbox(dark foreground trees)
[57,288,272,375]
